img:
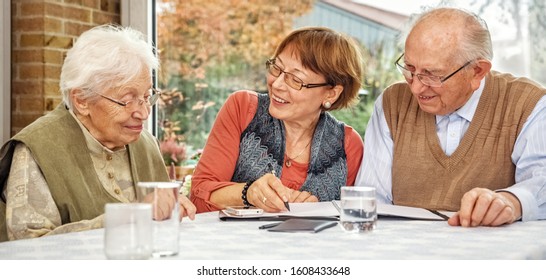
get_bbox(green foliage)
[157,0,314,151]
[331,42,403,139]
[330,100,375,139]
[158,75,229,149]
[156,0,405,152]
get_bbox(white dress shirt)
[355,78,546,221]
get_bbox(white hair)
[60,24,159,109]
[398,7,493,64]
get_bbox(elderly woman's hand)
[142,188,196,221]
[247,173,291,213]
[141,189,176,221]
[178,194,196,221]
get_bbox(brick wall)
[10,0,120,135]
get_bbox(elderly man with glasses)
[355,7,546,227]
[0,25,196,242]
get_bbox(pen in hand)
[271,169,290,211]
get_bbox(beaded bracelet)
[241,180,255,207]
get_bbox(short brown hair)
[273,27,364,110]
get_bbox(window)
[154,0,402,157]
[155,1,328,158]
[153,0,545,165]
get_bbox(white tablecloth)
[1,211,545,260]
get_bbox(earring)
[323,101,332,109]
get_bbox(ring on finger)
[262,196,267,204]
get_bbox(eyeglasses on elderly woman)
[98,88,161,111]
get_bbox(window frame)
[1,1,11,144]
[120,0,159,136]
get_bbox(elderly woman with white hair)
[0,24,195,242]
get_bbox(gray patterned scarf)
[231,93,347,201]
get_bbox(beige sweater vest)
[383,71,545,211]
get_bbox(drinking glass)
[136,182,181,257]
[104,203,153,259]
[339,186,377,233]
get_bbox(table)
[1,211,545,260]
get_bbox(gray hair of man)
[60,24,159,110]
[398,7,493,66]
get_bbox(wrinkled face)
[80,70,153,150]
[266,47,332,125]
[404,26,476,116]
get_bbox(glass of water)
[136,182,181,257]
[339,186,377,233]
[104,203,153,259]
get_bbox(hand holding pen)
[271,170,290,211]
[267,162,317,204]
[245,170,291,212]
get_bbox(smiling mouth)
[419,95,436,100]
[272,95,289,104]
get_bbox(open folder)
[218,201,455,221]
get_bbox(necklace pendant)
[285,159,292,167]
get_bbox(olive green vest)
[383,71,545,211]
[0,103,169,242]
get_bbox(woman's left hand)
[179,195,196,221]
[289,191,319,203]
[143,189,196,221]
[142,189,176,221]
